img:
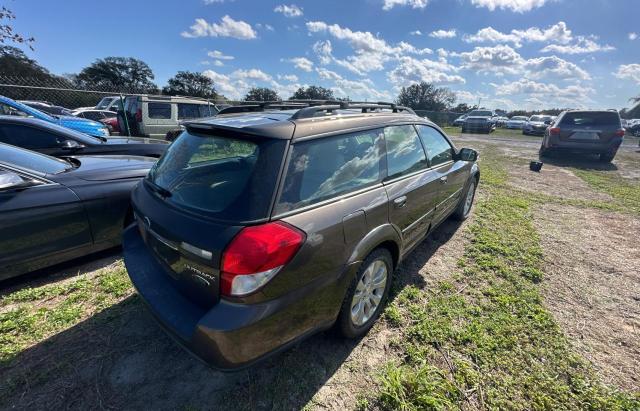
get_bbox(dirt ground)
[1,132,638,410]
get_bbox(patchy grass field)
[0,133,638,410]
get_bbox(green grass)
[0,262,133,364]
[571,169,640,214]
[376,159,639,410]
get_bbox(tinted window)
[178,103,205,119]
[468,110,493,116]
[560,112,621,127]
[148,131,285,222]
[83,111,103,121]
[276,129,385,214]
[0,143,70,174]
[416,125,453,167]
[0,124,62,149]
[96,97,115,110]
[148,102,171,119]
[384,125,427,178]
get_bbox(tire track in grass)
[375,158,640,410]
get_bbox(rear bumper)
[123,225,352,370]
[544,136,623,154]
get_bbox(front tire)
[337,248,393,338]
[453,177,477,221]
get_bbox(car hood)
[102,137,169,145]
[64,155,156,181]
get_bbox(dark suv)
[123,102,480,369]
[540,110,625,162]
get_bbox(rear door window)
[148,131,286,222]
[148,102,171,119]
[0,124,61,149]
[276,129,385,213]
[384,125,427,178]
[416,125,453,167]
[560,112,621,127]
[178,103,204,119]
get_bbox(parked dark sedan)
[0,116,170,158]
[0,143,156,280]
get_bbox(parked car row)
[1,100,481,371]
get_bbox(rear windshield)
[560,112,621,127]
[468,110,492,116]
[147,130,285,222]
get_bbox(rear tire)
[539,146,551,158]
[599,151,616,163]
[337,248,393,339]
[453,177,477,221]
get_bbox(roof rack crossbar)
[290,102,415,119]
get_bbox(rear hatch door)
[559,112,621,144]
[132,126,288,308]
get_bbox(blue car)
[0,95,110,138]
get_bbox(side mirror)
[60,139,84,150]
[458,148,478,162]
[0,170,34,190]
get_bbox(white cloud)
[470,0,550,13]
[278,74,299,82]
[213,60,224,67]
[614,64,640,85]
[541,37,614,54]
[493,79,593,103]
[316,67,343,81]
[382,0,428,10]
[274,4,303,18]
[629,32,638,41]
[255,23,275,31]
[232,68,272,81]
[464,22,572,47]
[286,57,314,72]
[388,56,466,86]
[181,16,257,40]
[410,30,422,36]
[459,45,591,81]
[313,40,333,65]
[306,20,434,76]
[207,50,234,60]
[429,29,457,39]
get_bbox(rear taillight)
[549,127,560,136]
[221,221,305,297]
[135,108,142,122]
[615,129,625,137]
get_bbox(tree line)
[1,45,638,116]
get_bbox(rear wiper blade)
[145,179,172,198]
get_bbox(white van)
[118,95,219,138]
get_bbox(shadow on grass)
[0,247,122,298]
[0,220,464,411]
[539,152,619,172]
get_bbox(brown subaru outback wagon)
[123,101,480,369]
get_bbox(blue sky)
[9,0,640,110]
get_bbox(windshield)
[469,110,493,116]
[148,130,286,222]
[512,116,527,121]
[0,142,71,174]
[95,97,115,110]
[0,99,55,122]
[529,115,550,122]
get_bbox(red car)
[101,116,120,134]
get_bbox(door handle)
[393,196,407,208]
[439,176,448,184]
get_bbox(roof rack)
[217,100,416,118]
